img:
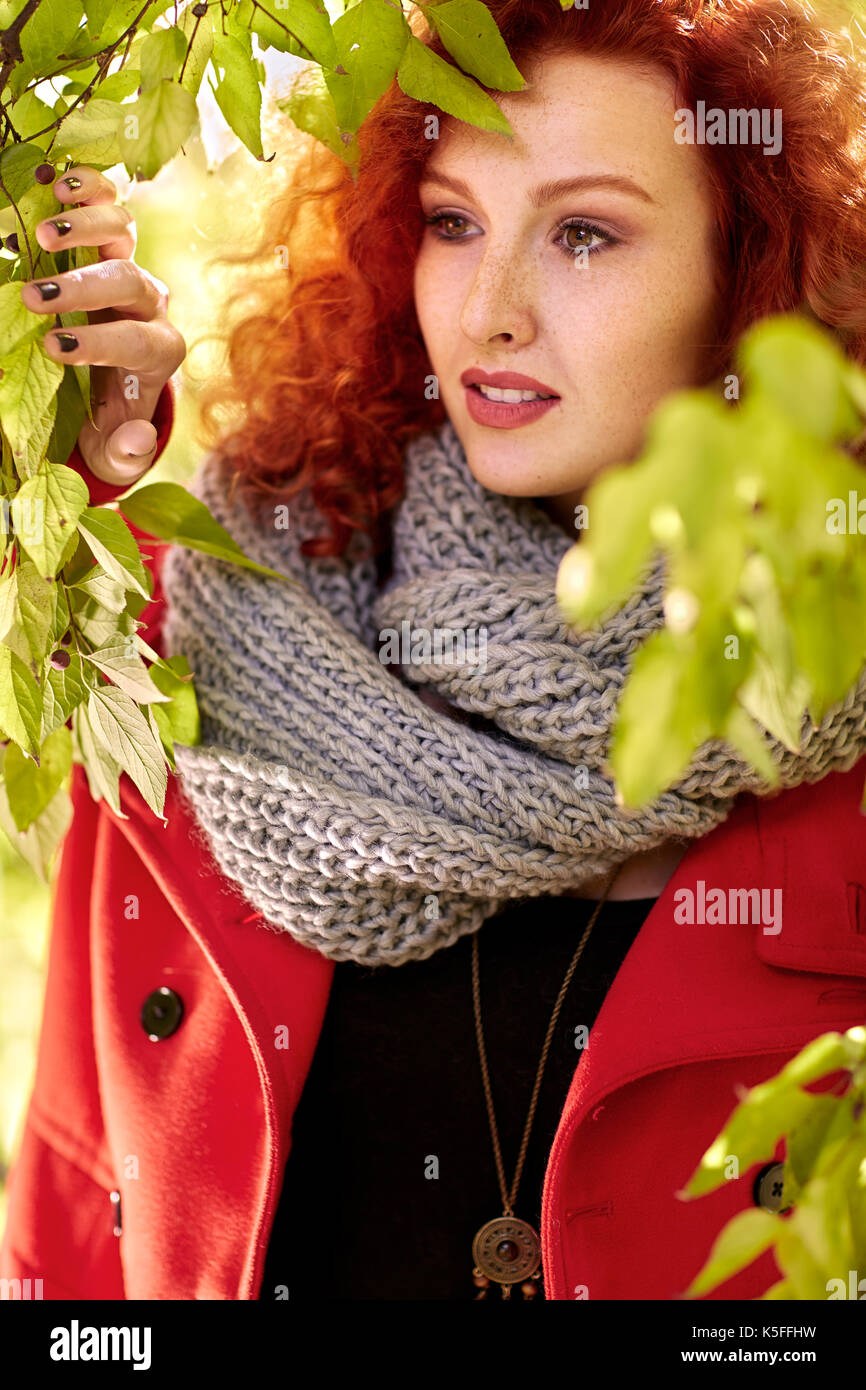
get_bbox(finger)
[34,204,135,261]
[20,259,169,322]
[51,166,118,208]
[77,416,158,487]
[43,317,186,381]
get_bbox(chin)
[460,443,587,501]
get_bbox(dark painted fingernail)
[61,175,82,190]
[34,281,61,301]
[51,219,72,236]
[53,333,78,353]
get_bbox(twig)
[0,0,43,97]
[0,166,35,276]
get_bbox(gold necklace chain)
[469,866,622,1298]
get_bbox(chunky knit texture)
[160,419,866,966]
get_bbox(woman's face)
[413,50,721,527]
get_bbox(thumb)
[78,417,158,487]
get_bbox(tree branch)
[0,0,43,95]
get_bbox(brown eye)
[557,220,615,261]
[564,224,593,249]
[438,215,467,237]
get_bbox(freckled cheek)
[567,274,715,398]
[414,263,468,371]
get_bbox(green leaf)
[6,90,56,145]
[609,603,746,807]
[46,574,70,649]
[421,0,525,91]
[69,564,127,613]
[397,33,512,137]
[233,0,337,66]
[740,316,861,445]
[72,592,138,650]
[0,559,56,664]
[58,307,92,420]
[210,35,264,161]
[0,779,72,881]
[0,282,42,359]
[786,1095,844,1190]
[0,643,43,755]
[721,705,780,788]
[74,696,124,816]
[17,0,86,93]
[0,144,44,212]
[86,683,167,819]
[140,26,188,92]
[326,0,408,133]
[116,481,298,583]
[82,0,174,41]
[779,1030,866,1087]
[48,367,88,466]
[761,1278,796,1299]
[15,386,58,482]
[278,71,356,165]
[683,1081,816,1199]
[77,505,152,600]
[0,338,65,463]
[787,561,866,723]
[14,179,62,271]
[3,726,72,832]
[773,1217,839,1299]
[177,3,215,98]
[42,648,92,737]
[149,652,200,765]
[738,652,809,754]
[83,639,171,704]
[118,81,198,181]
[91,68,142,103]
[683,1208,780,1299]
[52,99,125,167]
[12,462,90,578]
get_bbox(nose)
[459,241,537,348]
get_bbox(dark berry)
[34,163,56,185]
[49,649,71,670]
[59,630,72,646]
[4,233,19,254]
[192,1,208,13]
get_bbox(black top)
[259,892,654,1301]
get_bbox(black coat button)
[141,987,184,1040]
[753,1162,791,1213]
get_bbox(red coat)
[2,399,866,1300]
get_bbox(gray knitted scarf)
[159,418,866,966]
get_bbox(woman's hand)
[20,164,186,486]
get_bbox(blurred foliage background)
[0,54,301,1222]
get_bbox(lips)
[460,368,559,396]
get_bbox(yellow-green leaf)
[3,725,72,832]
[12,462,89,578]
[0,338,64,461]
[683,1208,781,1299]
[397,33,512,137]
[77,505,151,600]
[118,82,198,181]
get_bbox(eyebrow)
[419,169,657,208]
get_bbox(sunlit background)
[0,47,307,1224]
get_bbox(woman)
[3,0,866,1302]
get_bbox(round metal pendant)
[472,1216,541,1285]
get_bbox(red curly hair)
[199,0,866,557]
